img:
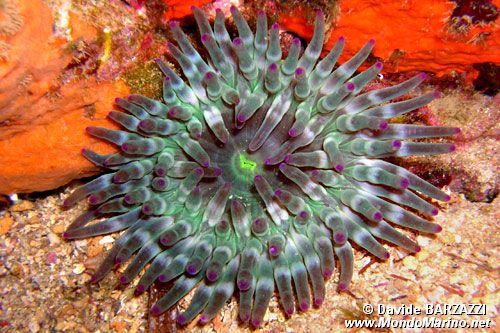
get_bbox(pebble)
[47,252,58,264]
[110,321,127,333]
[416,249,430,261]
[0,215,14,235]
[47,232,60,245]
[51,224,65,234]
[402,255,418,270]
[28,320,40,333]
[99,235,115,244]
[10,200,35,212]
[73,263,86,275]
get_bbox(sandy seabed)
[0,90,498,332]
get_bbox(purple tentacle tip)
[338,282,348,291]
[62,198,72,207]
[334,232,346,244]
[323,269,333,278]
[379,121,388,130]
[142,204,152,214]
[123,194,132,204]
[295,67,304,76]
[186,264,197,275]
[300,302,309,311]
[335,164,345,172]
[205,71,214,80]
[151,305,161,316]
[207,270,218,282]
[88,195,98,205]
[400,178,410,189]
[233,37,242,46]
[392,140,402,149]
[119,275,129,285]
[136,284,145,293]
[314,298,323,306]
[201,34,210,42]
[200,315,208,324]
[373,211,383,221]
[177,314,186,325]
[237,280,250,290]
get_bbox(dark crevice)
[472,62,500,96]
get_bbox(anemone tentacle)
[64,6,458,327]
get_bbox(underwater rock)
[0,0,128,195]
[279,0,499,75]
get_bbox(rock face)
[279,0,499,75]
[0,0,127,195]
[0,78,127,195]
[0,0,498,196]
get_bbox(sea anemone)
[63,6,459,327]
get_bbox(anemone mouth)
[63,5,458,327]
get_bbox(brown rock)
[0,214,14,235]
[9,200,34,212]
